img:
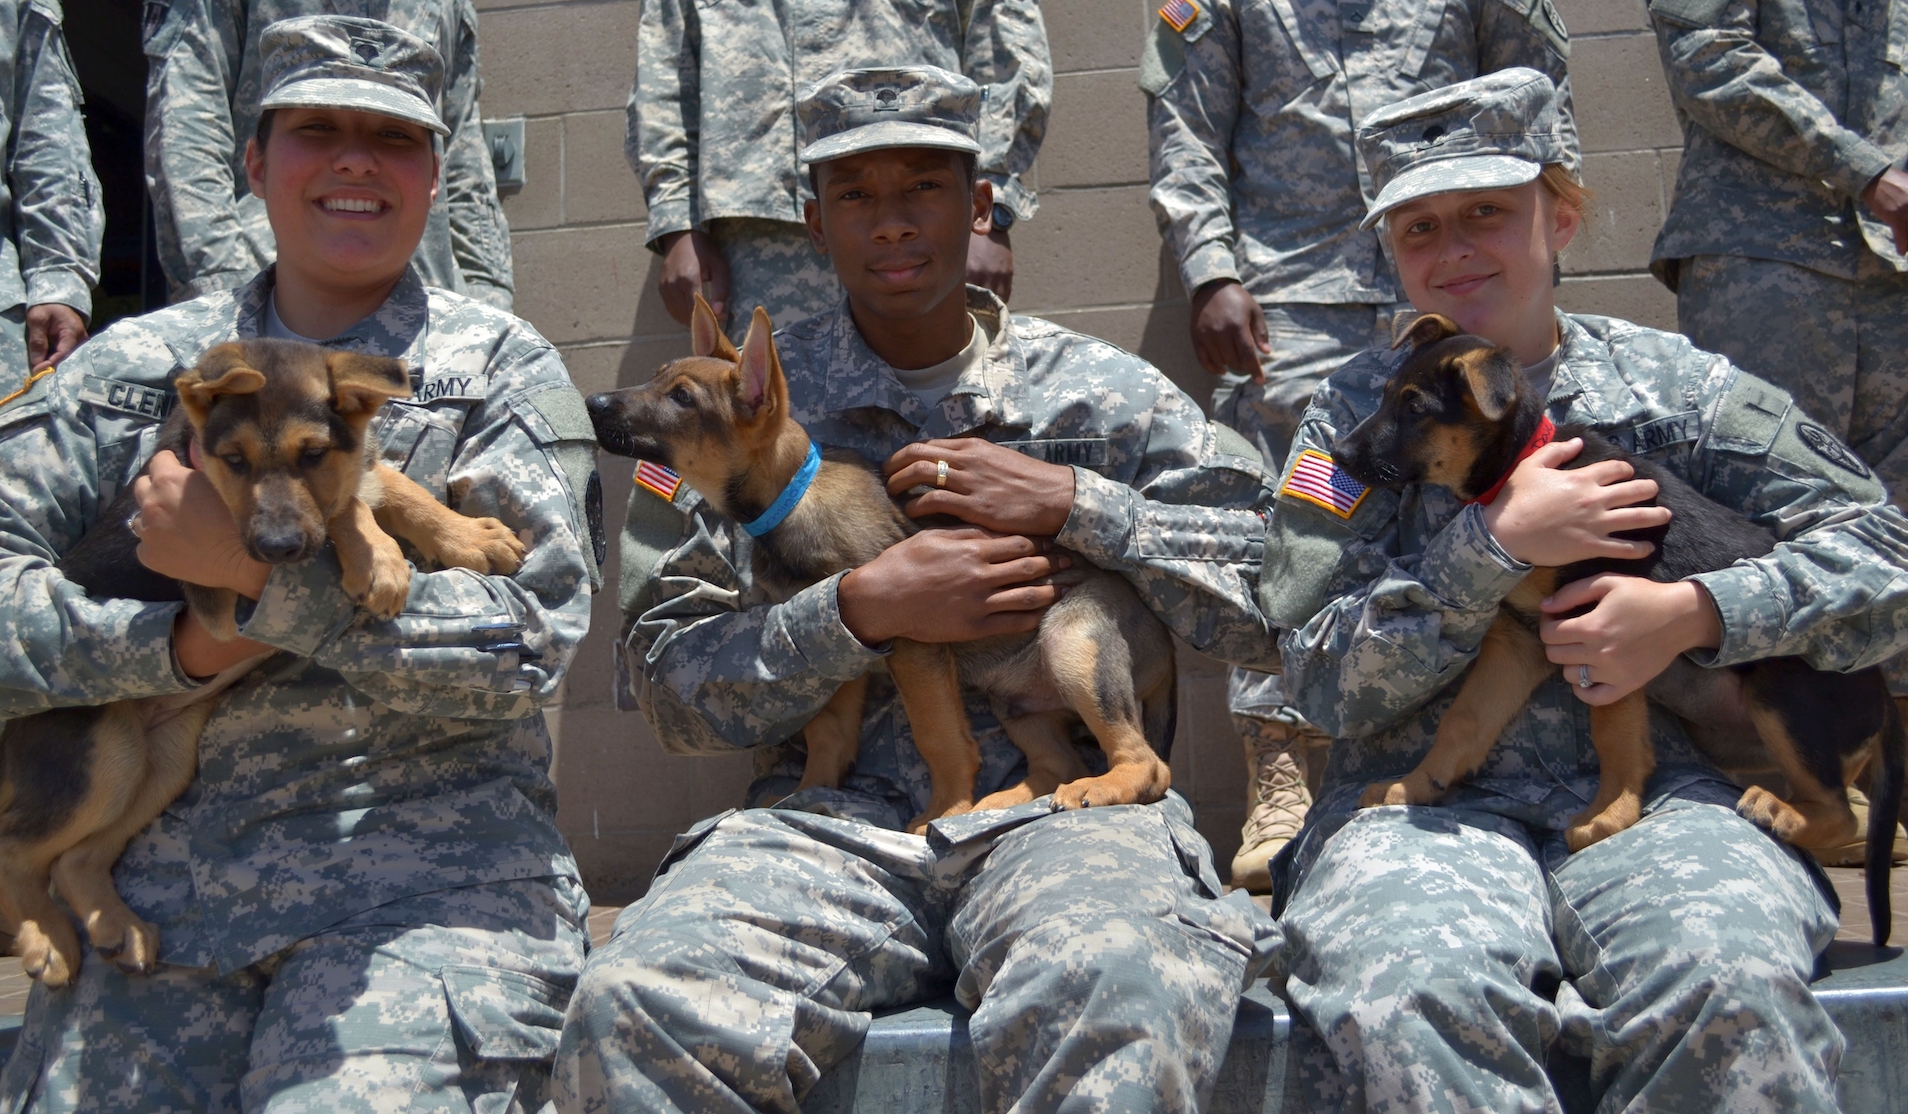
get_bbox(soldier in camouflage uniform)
[630,0,1050,337]
[0,0,102,392]
[0,18,599,1110]
[1141,0,1576,891]
[142,0,516,309]
[556,67,1280,1114]
[1260,69,1905,1108]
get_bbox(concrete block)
[564,109,647,225]
[1565,150,1664,275]
[1570,34,1682,153]
[513,223,676,345]
[1042,70,1150,190]
[1558,272,1677,330]
[1013,186,1176,313]
[1558,0,1650,34]
[1045,0,1148,73]
[499,114,563,231]
[480,1,639,118]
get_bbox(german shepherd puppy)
[1333,312,1904,944]
[587,295,1175,833]
[0,338,526,985]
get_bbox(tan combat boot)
[1231,718,1316,893]
[1809,785,1908,867]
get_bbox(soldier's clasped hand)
[885,437,1076,537]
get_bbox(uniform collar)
[821,285,1030,436]
[234,264,432,370]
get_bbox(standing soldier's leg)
[711,218,843,341]
[1223,302,1407,890]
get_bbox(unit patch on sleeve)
[1796,422,1872,478]
[634,459,683,502]
[1280,448,1368,518]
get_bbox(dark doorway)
[66,0,164,332]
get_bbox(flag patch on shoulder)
[1159,0,1200,32]
[634,460,682,502]
[1281,449,1367,518]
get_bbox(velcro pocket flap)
[441,965,571,1061]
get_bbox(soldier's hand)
[1539,575,1722,706]
[837,526,1067,645]
[26,303,86,369]
[885,437,1074,537]
[1480,438,1672,567]
[132,450,270,599]
[966,228,1013,302]
[1190,280,1270,381]
[658,229,732,326]
[1863,168,1908,253]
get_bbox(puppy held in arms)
[587,294,1175,834]
[0,339,526,986]
[1332,312,1904,945]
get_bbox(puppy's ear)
[175,343,267,426]
[734,306,786,425]
[691,293,739,362]
[1456,348,1522,422]
[1391,312,1463,351]
[327,352,413,420]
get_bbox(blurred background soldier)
[141,0,515,309]
[1142,0,1575,891]
[1648,0,1908,865]
[631,0,1050,337]
[0,0,102,391]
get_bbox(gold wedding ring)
[935,459,949,488]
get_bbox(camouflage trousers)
[1278,796,1843,1111]
[1218,301,1409,722]
[552,792,1280,1114]
[0,877,589,1113]
[709,218,841,341]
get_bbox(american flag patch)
[634,459,682,502]
[1281,449,1368,518]
[1159,0,1200,32]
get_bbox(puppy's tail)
[1868,693,1904,947]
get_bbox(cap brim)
[799,121,981,165]
[261,78,449,135]
[1360,155,1542,229]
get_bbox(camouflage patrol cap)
[1357,68,1574,229]
[796,66,983,165]
[257,15,449,136]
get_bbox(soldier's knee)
[569,931,741,1040]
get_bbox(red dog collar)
[1467,415,1555,506]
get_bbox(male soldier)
[557,67,1279,1114]
[631,0,1049,336]
[0,0,102,390]
[143,0,515,309]
[0,18,598,1109]
[1142,0,1575,890]
[1648,0,1908,862]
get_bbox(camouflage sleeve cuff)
[643,204,697,252]
[983,174,1039,224]
[788,571,893,676]
[1685,565,1787,668]
[238,555,358,658]
[1055,466,1137,560]
[1180,242,1241,298]
[24,270,93,319]
[1419,503,1531,612]
[1827,134,1897,202]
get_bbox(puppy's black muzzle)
[586,390,669,464]
[1332,414,1407,490]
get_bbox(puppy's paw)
[432,516,527,575]
[1737,785,1808,843]
[343,541,413,620]
[973,783,1040,813]
[16,921,78,988]
[87,906,160,975]
[1053,759,1171,811]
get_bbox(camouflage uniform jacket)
[0,266,600,973]
[629,0,1051,250]
[1264,312,1908,824]
[1143,0,1575,305]
[1648,0,1908,283]
[141,0,515,308]
[0,0,100,319]
[616,287,1275,821]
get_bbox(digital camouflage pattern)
[0,0,101,377]
[1648,0,1908,285]
[628,0,1051,250]
[141,0,515,308]
[707,218,840,344]
[1143,0,1575,307]
[0,264,598,977]
[1262,311,1908,1105]
[255,14,451,136]
[0,876,588,1112]
[794,66,983,163]
[555,793,1280,1114]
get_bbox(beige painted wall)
[474,0,1689,901]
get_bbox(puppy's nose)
[252,533,307,564]
[585,393,615,421]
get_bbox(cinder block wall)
[475,0,1687,902]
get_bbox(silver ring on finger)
[126,511,145,538]
[935,459,949,489]
[1577,664,1593,689]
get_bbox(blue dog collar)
[742,442,821,537]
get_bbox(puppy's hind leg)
[889,639,982,834]
[776,674,869,802]
[1566,689,1654,852]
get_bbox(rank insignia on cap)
[1159,0,1200,32]
[1281,449,1368,518]
[634,459,682,502]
